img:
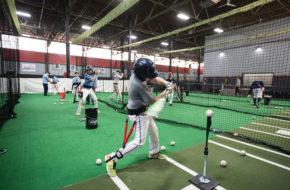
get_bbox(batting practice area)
[0,0,290,190]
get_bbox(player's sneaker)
[149,152,167,160]
[256,103,259,108]
[76,112,80,116]
[105,154,116,177]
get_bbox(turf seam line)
[110,175,129,190]
[166,157,226,190]
[251,122,290,131]
[209,140,290,171]
[181,184,200,190]
[265,117,290,123]
[240,127,290,139]
[216,135,290,158]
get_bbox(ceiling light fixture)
[130,35,137,40]
[161,42,169,46]
[82,25,91,30]
[219,52,225,57]
[16,11,31,18]
[177,13,190,20]
[214,28,224,33]
[255,46,263,52]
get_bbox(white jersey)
[113,73,123,84]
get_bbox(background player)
[51,74,59,96]
[72,71,81,103]
[42,72,52,96]
[235,77,241,96]
[166,72,176,106]
[248,80,264,108]
[110,70,123,103]
[76,66,99,115]
[105,58,173,177]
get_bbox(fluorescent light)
[16,11,31,18]
[161,42,169,46]
[214,28,224,33]
[103,46,110,49]
[130,35,137,40]
[82,25,91,30]
[255,46,263,52]
[177,13,190,20]
[219,52,225,58]
[21,34,30,37]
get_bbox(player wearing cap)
[72,71,81,103]
[42,72,52,96]
[105,58,173,177]
[76,66,99,115]
[110,70,123,103]
[166,72,176,106]
[248,80,264,108]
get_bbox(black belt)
[83,85,92,89]
[113,83,119,85]
[127,106,147,115]
[73,82,80,86]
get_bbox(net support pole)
[128,15,132,79]
[65,12,70,78]
[121,36,125,105]
[110,48,113,79]
[169,39,173,72]
[45,40,49,73]
[197,49,201,84]
[189,110,220,189]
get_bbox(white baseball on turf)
[170,141,175,146]
[161,146,166,151]
[240,150,247,156]
[220,160,227,167]
[206,110,214,117]
[54,102,56,104]
[252,116,256,119]
[61,103,63,104]
[96,158,102,165]
[234,133,238,137]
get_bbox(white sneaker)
[76,112,80,116]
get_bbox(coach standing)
[42,72,52,96]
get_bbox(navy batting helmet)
[133,58,158,81]
[86,66,93,71]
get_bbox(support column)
[65,13,70,77]
[127,15,132,79]
[45,40,49,73]
[169,39,173,72]
[198,49,201,84]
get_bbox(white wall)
[20,78,129,94]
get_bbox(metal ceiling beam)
[73,0,140,44]
[117,0,275,49]
[47,0,78,45]
[135,0,192,28]
[4,0,21,35]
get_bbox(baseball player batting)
[76,66,99,115]
[105,58,173,177]
[248,80,264,108]
[110,70,123,103]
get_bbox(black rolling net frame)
[0,34,20,129]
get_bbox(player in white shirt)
[110,70,123,103]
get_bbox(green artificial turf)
[0,94,213,190]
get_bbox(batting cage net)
[0,34,20,129]
[95,15,290,154]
